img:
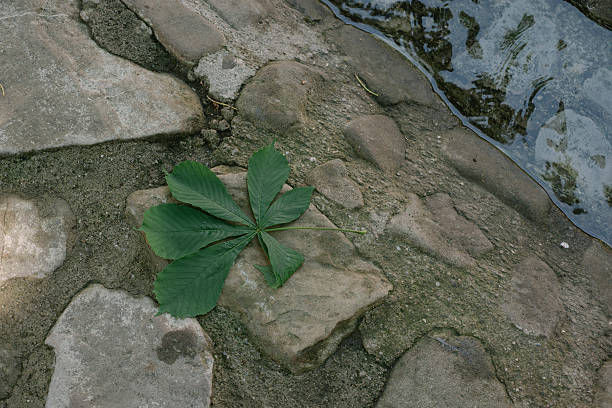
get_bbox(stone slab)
[343,115,405,173]
[327,25,434,106]
[376,334,512,408]
[502,257,562,338]
[45,284,214,408]
[306,159,364,209]
[126,168,391,373]
[442,127,551,222]
[583,242,612,318]
[285,0,332,22]
[0,194,74,283]
[205,0,273,28]
[0,0,204,155]
[121,0,225,64]
[194,50,256,101]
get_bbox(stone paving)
[0,0,611,407]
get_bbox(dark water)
[323,0,612,246]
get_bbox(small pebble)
[435,281,440,287]
[560,242,569,249]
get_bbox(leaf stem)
[264,226,367,235]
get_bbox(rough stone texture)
[376,334,512,408]
[0,194,74,283]
[194,50,256,101]
[126,169,391,373]
[0,0,204,156]
[583,242,612,318]
[285,0,332,22]
[595,360,612,408]
[237,61,323,132]
[327,25,434,106]
[0,346,20,400]
[205,0,273,28]
[45,284,214,408]
[502,257,562,338]
[442,127,551,222]
[424,193,493,258]
[343,115,405,173]
[386,193,475,268]
[306,159,364,209]
[121,0,225,64]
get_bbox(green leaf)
[261,187,314,228]
[254,265,280,288]
[140,204,253,259]
[260,232,304,288]
[154,233,255,317]
[166,161,254,227]
[247,144,290,225]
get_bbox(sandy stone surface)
[45,284,214,408]
[0,195,74,283]
[127,169,392,373]
[306,159,364,209]
[0,0,204,156]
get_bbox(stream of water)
[323,0,612,246]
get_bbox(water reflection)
[328,0,612,245]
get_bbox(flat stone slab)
[0,194,74,283]
[126,168,391,373]
[328,25,434,106]
[194,50,256,101]
[442,127,551,222]
[343,115,405,173]
[306,159,364,209]
[237,61,322,132]
[386,193,475,268]
[45,284,214,408]
[121,0,225,64]
[502,257,562,338]
[0,0,204,155]
[376,334,512,408]
[286,0,332,22]
[205,0,273,28]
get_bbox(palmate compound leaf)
[154,233,255,317]
[260,186,315,228]
[257,231,305,289]
[139,204,253,260]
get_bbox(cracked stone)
[306,159,364,209]
[45,284,214,408]
[126,168,391,373]
[0,194,74,283]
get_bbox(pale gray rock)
[583,242,612,318]
[343,115,405,173]
[502,257,562,337]
[45,284,214,408]
[237,61,323,132]
[595,360,612,408]
[306,159,364,209]
[205,0,273,28]
[376,335,512,408]
[0,194,74,283]
[328,25,434,106]
[386,193,475,268]
[194,50,256,102]
[0,346,20,399]
[120,0,225,64]
[442,127,551,222]
[424,193,493,257]
[126,168,391,373]
[0,0,204,155]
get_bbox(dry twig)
[355,74,379,97]
[0,83,5,97]
[206,95,238,111]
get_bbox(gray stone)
[0,0,204,156]
[424,193,493,258]
[285,0,332,22]
[237,61,322,132]
[328,25,434,106]
[442,127,551,222]
[583,242,612,318]
[343,115,405,173]
[205,0,272,28]
[376,335,512,408]
[306,159,364,209]
[121,0,225,64]
[0,346,20,399]
[194,50,257,102]
[126,168,391,373]
[502,257,562,338]
[386,193,475,268]
[45,284,214,408]
[0,194,74,283]
[595,360,612,408]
